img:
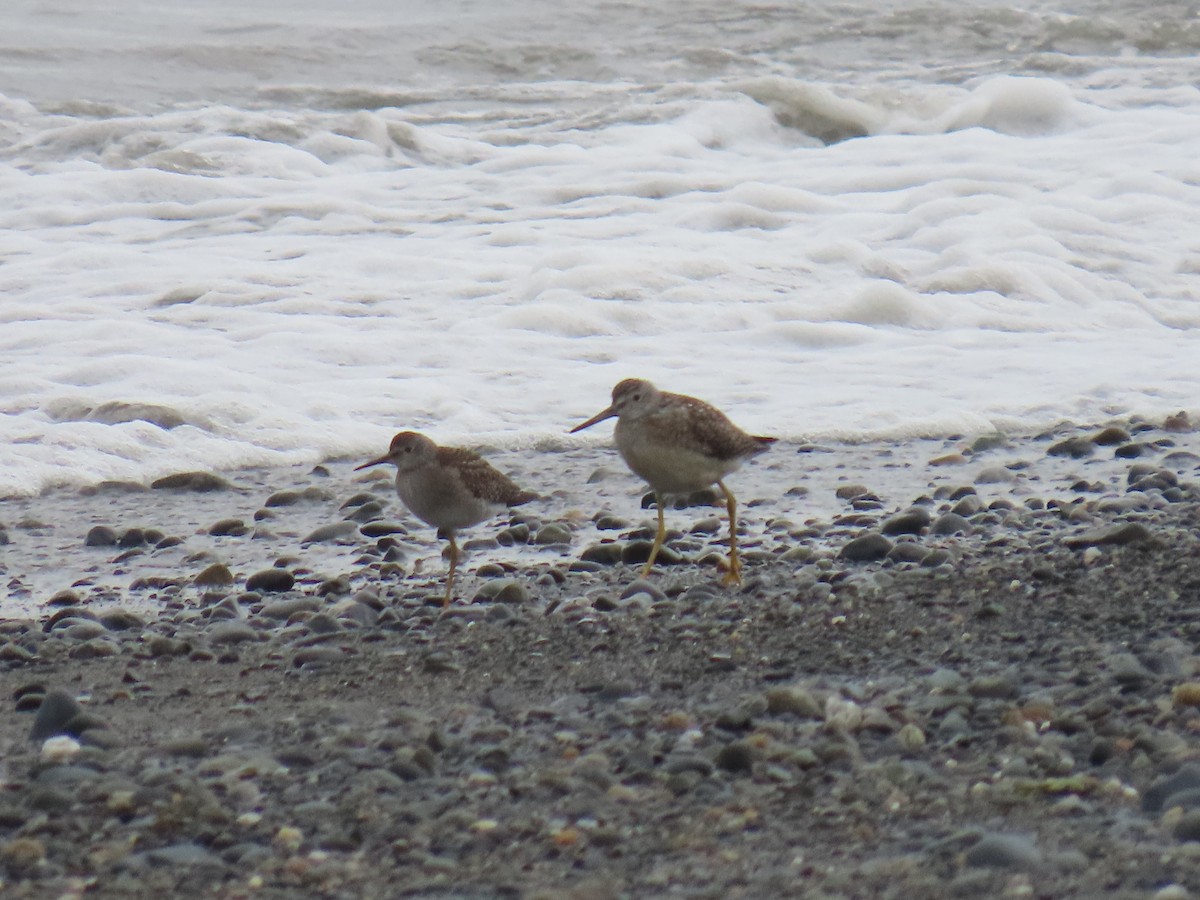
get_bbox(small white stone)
[824,696,863,732]
[40,735,81,764]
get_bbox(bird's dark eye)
[632,393,641,401]
[404,446,412,453]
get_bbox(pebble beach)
[4,416,1200,898]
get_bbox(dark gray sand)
[3,416,1200,898]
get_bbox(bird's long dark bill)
[354,455,389,471]
[569,406,616,433]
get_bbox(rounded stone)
[533,523,573,545]
[881,508,931,536]
[208,518,249,537]
[1172,683,1200,708]
[246,569,295,593]
[968,675,1019,700]
[621,541,682,566]
[887,542,930,565]
[1145,765,1200,813]
[302,522,359,543]
[1047,437,1094,459]
[963,833,1043,870]
[930,513,971,536]
[714,741,754,774]
[29,689,84,742]
[580,543,624,566]
[764,687,821,718]
[85,525,119,547]
[194,563,234,587]
[260,597,322,620]
[1174,812,1200,842]
[151,472,232,492]
[358,521,408,538]
[838,533,892,563]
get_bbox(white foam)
[0,2,1198,496]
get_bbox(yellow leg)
[718,480,742,587]
[640,493,666,577]
[443,532,458,607]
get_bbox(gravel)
[3,418,1200,897]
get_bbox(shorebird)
[356,432,537,606]
[570,378,775,586]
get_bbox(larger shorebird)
[356,432,536,606]
[571,378,775,585]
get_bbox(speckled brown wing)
[667,392,777,463]
[436,446,538,507]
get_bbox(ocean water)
[2,0,1199,497]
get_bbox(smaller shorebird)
[571,378,775,585]
[356,432,537,606]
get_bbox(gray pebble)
[881,508,931,536]
[150,472,232,492]
[1115,442,1149,458]
[194,563,234,587]
[97,609,143,631]
[1092,425,1131,445]
[1064,522,1154,548]
[1047,436,1094,459]
[1108,652,1155,688]
[951,494,985,516]
[208,518,248,537]
[1174,811,1200,842]
[715,740,755,774]
[1160,788,1200,813]
[1145,765,1200,812]
[963,833,1044,870]
[473,579,530,604]
[29,689,84,741]
[968,675,1019,699]
[333,600,378,627]
[358,521,408,537]
[975,466,1015,484]
[930,513,971,536]
[246,568,295,593]
[838,533,893,562]
[595,515,630,530]
[260,597,322,620]
[85,525,118,547]
[887,542,929,564]
[302,521,359,543]
[304,613,342,634]
[764,686,821,718]
[578,542,624,564]
[621,541,682,567]
[533,523,572,545]
[63,621,107,642]
[620,580,667,602]
[835,484,874,501]
[117,528,146,547]
[1,642,35,663]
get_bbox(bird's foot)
[719,556,743,588]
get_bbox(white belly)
[615,423,738,494]
[396,469,497,532]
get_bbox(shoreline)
[2,417,1200,896]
